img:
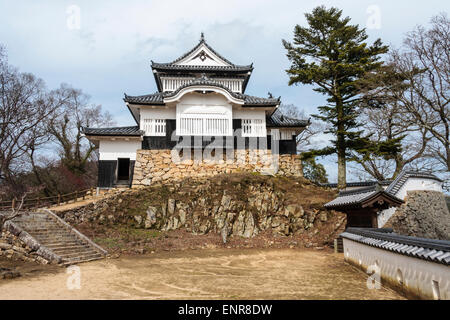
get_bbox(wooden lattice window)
[143,119,166,136]
[242,119,266,137]
[178,115,231,136]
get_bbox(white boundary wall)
[343,238,450,300]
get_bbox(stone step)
[29,231,76,236]
[50,243,91,251]
[60,253,101,260]
[62,255,104,266]
[31,231,76,236]
[28,227,71,232]
[33,234,78,239]
[67,252,103,260]
[52,246,95,255]
[14,217,54,223]
[38,240,82,246]
[23,223,63,228]
[59,251,101,259]
[42,241,83,247]
[46,244,89,251]
[33,234,79,240]
[11,210,106,265]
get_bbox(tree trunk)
[29,148,51,197]
[337,141,346,189]
[392,156,404,179]
[337,101,347,190]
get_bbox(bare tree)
[391,13,450,172]
[0,186,43,229]
[350,101,433,180]
[46,84,114,175]
[278,104,325,153]
[349,14,450,180]
[0,48,66,191]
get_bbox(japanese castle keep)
[83,34,309,188]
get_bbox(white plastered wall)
[99,140,141,161]
[139,107,176,120]
[343,238,450,300]
[233,108,266,120]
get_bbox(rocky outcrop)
[56,174,344,243]
[0,229,52,265]
[132,149,302,186]
[385,190,450,240]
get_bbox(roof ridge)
[82,125,139,130]
[338,184,379,196]
[386,170,443,195]
[151,63,253,70]
[124,92,162,98]
[82,126,144,137]
[321,180,393,188]
[342,228,450,255]
[273,108,302,122]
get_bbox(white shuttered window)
[178,115,231,136]
[143,119,166,136]
[242,119,266,137]
[269,129,294,140]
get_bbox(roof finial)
[200,32,205,41]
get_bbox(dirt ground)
[0,248,404,300]
[0,256,60,279]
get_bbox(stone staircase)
[12,210,107,265]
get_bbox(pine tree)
[302,157,329,184]
[283,6,389,189]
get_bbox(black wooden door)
[117,158,130,180]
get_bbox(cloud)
[1,0,448,182]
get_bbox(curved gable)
[164,84,244,105]
[174,43,231,67]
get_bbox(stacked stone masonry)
[385,190,450,240]
[132,149,302,186]
[1,230,51,265]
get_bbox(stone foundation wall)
[132,149,302,186]
[384,190,450,240]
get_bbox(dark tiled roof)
[151,63,253,73]
[266,109,310,127]
[385,170,443,195]
[124,93,164,105]
[324,184,403,209]
[322,180,393,189]
[124,78,281,106]
[341,228,450,266]
[151,34,253,72]
[239,94,280,106]
[82,126,144,136]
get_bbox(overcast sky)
[1,0,448,182]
